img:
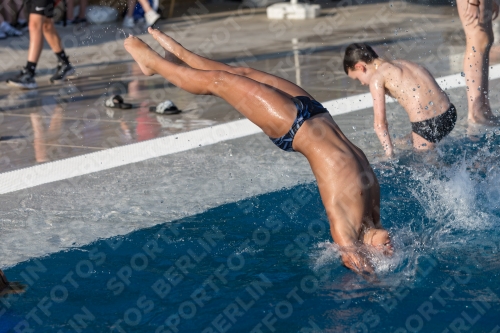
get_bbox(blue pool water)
[2,131,500,333]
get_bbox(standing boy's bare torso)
[375,60,451,122]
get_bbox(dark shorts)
[26,0,55,18]
[270,96,329,152]
[411,104,457,143]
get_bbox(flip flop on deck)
[105,95,133,109]
[149,100,181,115]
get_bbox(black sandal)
[105,95,133,109]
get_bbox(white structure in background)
[267,0,321,20]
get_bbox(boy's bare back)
[374,60,450,122]
[344,43,456,154]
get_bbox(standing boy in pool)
[124,29,393,278]
[344,43,457,156]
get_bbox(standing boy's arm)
[370,78,393,157]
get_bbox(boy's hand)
[341,251,377,281]
[464,1,480,26]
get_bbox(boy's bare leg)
[15,0,26,22]
[67,0,75,20]
[147,28,313,99]
[27,14,44,63]
[80,0,88,19]
[126,0,136,17]
[41,17,62,53]
[123,36,297,138]
[457,0,500,125]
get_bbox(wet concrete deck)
[0,1,499,173]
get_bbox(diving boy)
[344,43,456,156]
[123,29,394,278]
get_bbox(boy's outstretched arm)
[370,78,393,157]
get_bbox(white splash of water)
[310,136,500,286]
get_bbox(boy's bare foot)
[148,27,181,58]
[123,35,160,76]
[468,105,500,126]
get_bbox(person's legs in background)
[14,0,28,29]
[5,11,44,88]
[66,0,88,24]
[457,0,500,125]
[6,0,75,89]
[0,0,23,36]
[0,17,6,40]
[42,15,75,82]
[123,0,160,28]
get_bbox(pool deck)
[1,1,500,267]
[2,1,498,172]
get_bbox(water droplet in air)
[353,126,356,130]
[461,72,465,77]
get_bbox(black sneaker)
[50,62,76,83]
[6,68,37,89]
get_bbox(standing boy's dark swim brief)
[26,0,55,18]
[411,104,457,143]
[270,96,329,152]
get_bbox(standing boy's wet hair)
[343,43,379,74]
